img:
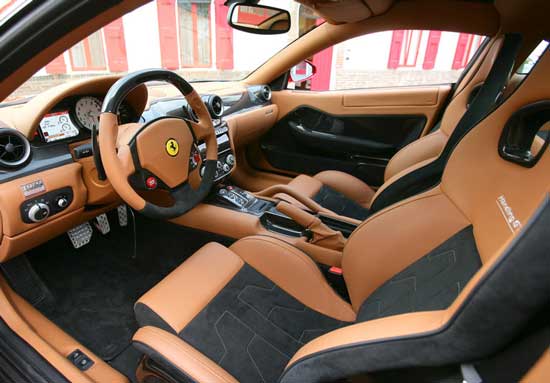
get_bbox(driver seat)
[131,51,550,383]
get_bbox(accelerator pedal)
[67,222,93,249]
[94,213,110,235]
[117,204,128,227]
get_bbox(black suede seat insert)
[178,264,347,383]
[312,185,370,221]
[145,226,481,383]
[358,225,481,321]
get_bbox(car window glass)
[290,30,486,91]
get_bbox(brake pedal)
[67,222,93,249]
[117,205,128,227]
[94,213,110,235]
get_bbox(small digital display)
[39,111,79,143]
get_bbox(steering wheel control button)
[165,138,179,157]
[28,203,50,223]
[145,176,158,190]
[189,148,201,170]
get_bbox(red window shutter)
[215,0,233,70]
[104,19,128,72]
[157,0,179,69]
[452,33,471,70]
[45,55,67,74]
[423,30,441,70]
[310,46,333,91]
[388,30,405,69]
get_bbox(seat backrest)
[280,46,550,383]
[368,34,522,214]
[382,36,504,181]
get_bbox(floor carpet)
[22,211,233,367]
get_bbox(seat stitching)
[213,311,229,364]
[237,287,304,344]
[246,335,267,383]
[221,310,294,359]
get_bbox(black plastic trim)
[0,317,70,383]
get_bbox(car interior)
[0,0,549,382]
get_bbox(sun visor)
[296,0,394,24]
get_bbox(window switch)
[67,349,94,371]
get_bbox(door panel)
[254,85,450,186]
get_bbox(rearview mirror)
[290,60,317,83]
[228,3,290,35]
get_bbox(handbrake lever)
[276,201,346,251]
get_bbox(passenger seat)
[263,36,506,220]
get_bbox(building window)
[69,30,107,71]
[177,0,211,67]
[398,30,423,68]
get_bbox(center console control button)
[226,154,235,166]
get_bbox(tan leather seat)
[265,37,504,221]
[131,47,550,383]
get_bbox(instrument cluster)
[37,95,137,143]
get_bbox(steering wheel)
[98,69,217,219]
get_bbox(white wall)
[123,2,162,71]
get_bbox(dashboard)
[0,75,278,262]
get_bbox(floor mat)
[23,211,233,362]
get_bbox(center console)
[198,122,235,182]
[206,184,358,238]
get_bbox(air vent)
[260,85,272,102]
[206,95,224,118]
[0,128,31,169]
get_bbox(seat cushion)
[134,226,483,382]
[134,238,354,383]
[276,171,374,220]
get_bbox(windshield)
[4,0,319,103]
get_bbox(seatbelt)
[369,33,523,214]
[429,37,491,134]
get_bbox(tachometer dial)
[75,96,102,131]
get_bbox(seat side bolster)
[133,326,239,383]
[384,130,448,182]
[285,310,446,368]
[135,243,244,333]
[230,236,356,322]
[314,171,375,208]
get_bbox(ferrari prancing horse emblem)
[165,138,179,157]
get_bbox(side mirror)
[290,60,317,83]
[227,3,290,35]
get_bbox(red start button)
[193,151,201,164]
[145,176,158,190]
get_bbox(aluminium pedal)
[117,204,128,227]
[94,213,110,235]
[67,222,93,249]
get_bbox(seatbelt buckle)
[328,266,343,276]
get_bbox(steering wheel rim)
[98,69,218,219]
